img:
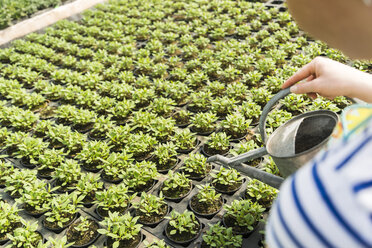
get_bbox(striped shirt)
[266,120,372,248]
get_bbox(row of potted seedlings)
[0,155,277,247]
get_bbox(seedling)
[131,111,157,133]
[187,91,211,112]
[174,129,197,151]
[211,167,243,193]
[89,116,115,140]
[4,169,37,198]
[44,192,83,229]
[226,82,248,102]
[172,110,191,126]
[144,240,171,248]
[204,132,231,155]
[220,113,252,139]
[125,132,157,159]
[190,112,218,134]
[182,153,211,178]
[0,161,14,186]
[121,161,158,192]
[77,141,111,171]
[66,216,99,247]
[98,212,142,248]
[202,223,242,248]
[211,96,237,117]
[7,220,43,247]
[191,184,222,215]
[107,125,132,152]
[75,173,104,205]
[94,184,135,217]
[223,199,265,233]
[166,210,200,241]
[16,179,56,215]
[134,192,168,225]
[152,142,178,171]
[246,179,278,209]
[52,159,82,191]
[0,201,22,241]
[33,120,53,138]
[161,171,191,199]
[149,117,176,142]
[13,136,48,166]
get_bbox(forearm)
[348,71,372,103]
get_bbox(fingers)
[306,74,315,82]
[307,93,318,100]
[290,78,320,94]
[282,60,316,89]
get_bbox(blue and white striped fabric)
[266,122,372,248]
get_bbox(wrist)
[349,71,372,103]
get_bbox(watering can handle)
[259,88,291,145]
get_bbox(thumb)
[290,79,319,94]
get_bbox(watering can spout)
[206,154,230,165]
[207,147,284,189]
[207,147,268,166]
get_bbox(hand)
[282,57,372,102]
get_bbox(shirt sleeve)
[266,121,372,248]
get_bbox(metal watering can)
[207,88,339,189]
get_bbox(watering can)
[207,88,339,189]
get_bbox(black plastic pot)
[165,217,202,246]
[222,213,258,238]
[22,204,47,218]
[72,123,94,133]
[112,117,129,126]
[186,104,210,114]
[162,182,193,202]
[55,118,73,126]
[130,179,157,194]
[95,205,130,221]
[156,157,180,174]
[67,219,101,248]
[42,212,78,233]
[189,126,215,136]
[20,157,36,169]
[105,231,143,248]
[100,170,123,184]
[175,100,189,107]
[177,139,200,154]
[37,169,53,180]
[183,164,212,181]
[176,121,191,128]
[87,131,107,141]
[200,144,231,158]
[133,153,153,162]
[137,204,170,228]
[81,161,102,173]
[51,179,76,194]
[228,133,249,143]
[172,112,191,127]
[47,139,65,150]
[212,178,245,195]
[188,194,223,218]
[186,172,207,181]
